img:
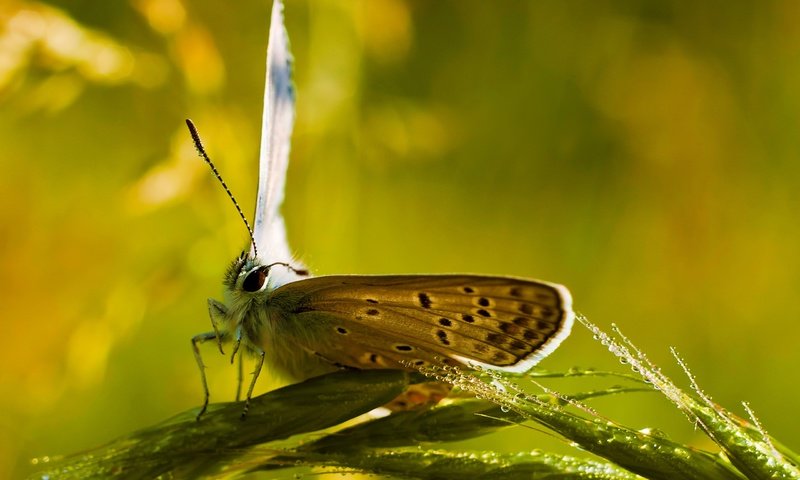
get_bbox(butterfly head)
[224,251,309,298]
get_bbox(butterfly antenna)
[266,261,309,276]
[185,119,259,258]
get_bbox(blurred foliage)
[2,0,800,478]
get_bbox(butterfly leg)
[229,324,243,364]
[192,330,227,420]
[241,346,265,419]
[207,298,228,355]
[235,348,244,402]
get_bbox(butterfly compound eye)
[242,266,269,292]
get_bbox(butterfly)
[186,0,573,419]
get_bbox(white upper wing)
[252,0,296,271]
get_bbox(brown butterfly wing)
[271,275,573,372]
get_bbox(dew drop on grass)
[639,427,668,438]
[672,447,691,459]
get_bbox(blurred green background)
[2,0,800,477]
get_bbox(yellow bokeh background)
[2,0,800,477]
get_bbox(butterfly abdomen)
[243,296,340,383]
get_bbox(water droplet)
[672,447,690,459]
[639,427,668,438]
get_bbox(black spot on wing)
[492,351,510,364]
[510,340,528,351]
[523,330,541,341]
[418,292,432,309]
[486,332,504,344]
[500,323,520,335]
[513,317,530,327]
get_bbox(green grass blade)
[257,449,643,479]
[417,366,746,480]
[296,399,525,454]
[579,316,799,480]
[295,386,648,456]
[31,370,410,479]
